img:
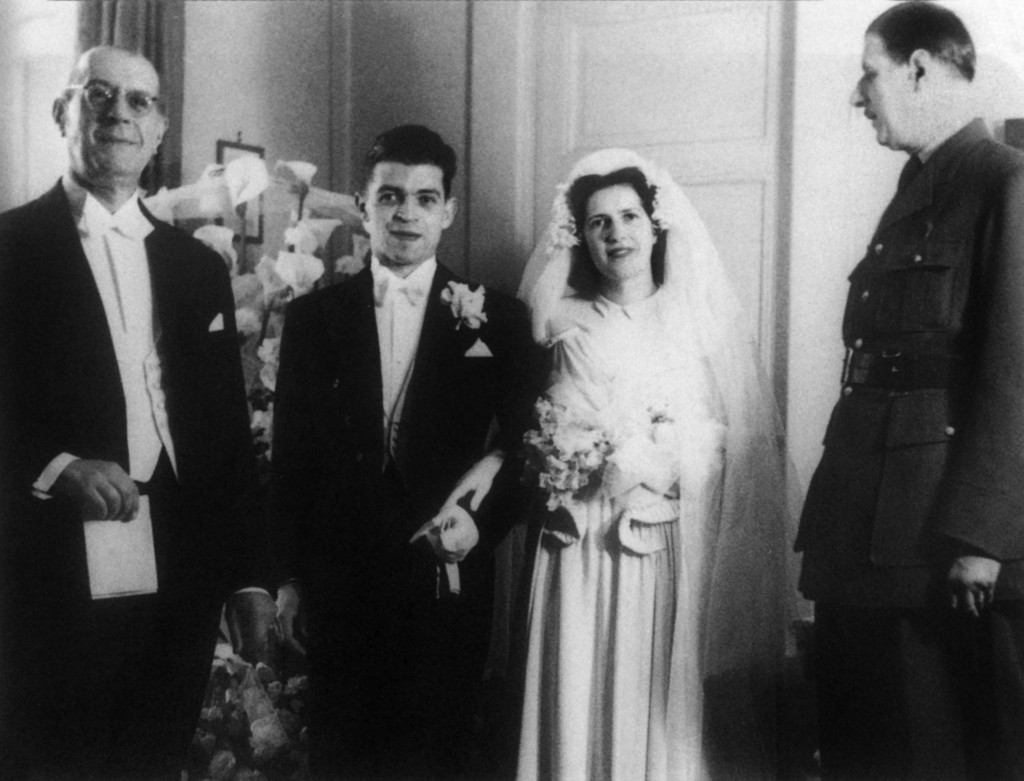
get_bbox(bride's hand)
[441,450,505,512]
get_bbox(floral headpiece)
[546,148,687,256]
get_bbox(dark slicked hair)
[566,166,666,296]
[868,1,975,82]
[360,124,457,198]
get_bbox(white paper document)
[83,495,159,599]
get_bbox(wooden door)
[531,0,790,372]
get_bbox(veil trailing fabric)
[518,149,796,778]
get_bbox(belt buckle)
[881,349,903,383]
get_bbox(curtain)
[77,0,185,193]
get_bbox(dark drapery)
[77,0,185,193]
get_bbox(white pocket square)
[208,313,225,332]
[464,338,493,358]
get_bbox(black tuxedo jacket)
[0,181,259,611]
[270,262,542,634]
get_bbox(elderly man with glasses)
[0,46,265,780]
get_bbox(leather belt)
[842,349,965,390]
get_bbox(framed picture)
[216,139,264,243]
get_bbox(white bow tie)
[82,203,152,241]
[374,275,428,307]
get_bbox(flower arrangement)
[145,156,365,474]
[187,650,309,781]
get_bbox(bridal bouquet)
[524,392,702,512]
[522,398,612,511]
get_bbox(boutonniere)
[441,281,488,330]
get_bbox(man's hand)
[410,505,480,563]
[225,590,278,665]
[275,582,307,656]
[442,450,505,513]
[948,555,1001,617]
[52,459,138,521]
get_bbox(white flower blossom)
[235,307,262,336]
[224,156,270,208]
[257,338,281,392]
[440,282,487,330]
[275,251,324,297]
[274,160,318,187]
[193,225,238,273]
[283,222,319,255]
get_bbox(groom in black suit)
[271,124,541,778]
[0,47,263,780]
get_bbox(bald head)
[54,46,167,211]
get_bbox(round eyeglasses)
[66,81,162,118]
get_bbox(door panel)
[532,0,787,368]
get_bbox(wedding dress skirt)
[517,291,724,781]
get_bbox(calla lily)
[274,160,318,188]
[143,164,235,221]
[300,219,343,251]
[143,187,176,223]
[255,255,290,306]
[257,338,281,391]
[275,251,325,297]
[283,222,319,255]
[302,187,363,226]
[193,225,238,273]
[334,254,365,280]
[224,156,270,208]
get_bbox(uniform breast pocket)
[863,243,961,333]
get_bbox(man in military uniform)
[797,4,1024,779]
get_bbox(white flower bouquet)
[522,398,612,512]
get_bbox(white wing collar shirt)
[370,255,436,467]
[33,175,178,497]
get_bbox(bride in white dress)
[516,150,793,781]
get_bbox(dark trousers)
[0,452,224,781]
[305,462,493,780]
[814,602,1024,781]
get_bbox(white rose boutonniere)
[441,281,488,330]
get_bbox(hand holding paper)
[54,459,139,521]
[83,496,158,599]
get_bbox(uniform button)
[913,254,923,263]
[854,338,864,349]
[945,426,956,436]
[843,386,853,397]
[861,290,870,301]
[874,243,884,255]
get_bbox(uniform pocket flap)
[885,389,957,448]
[890,239,963,271]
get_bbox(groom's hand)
[410,505,480,563]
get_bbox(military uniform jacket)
[797,120,1024,606]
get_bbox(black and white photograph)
[2,2,1024,780]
